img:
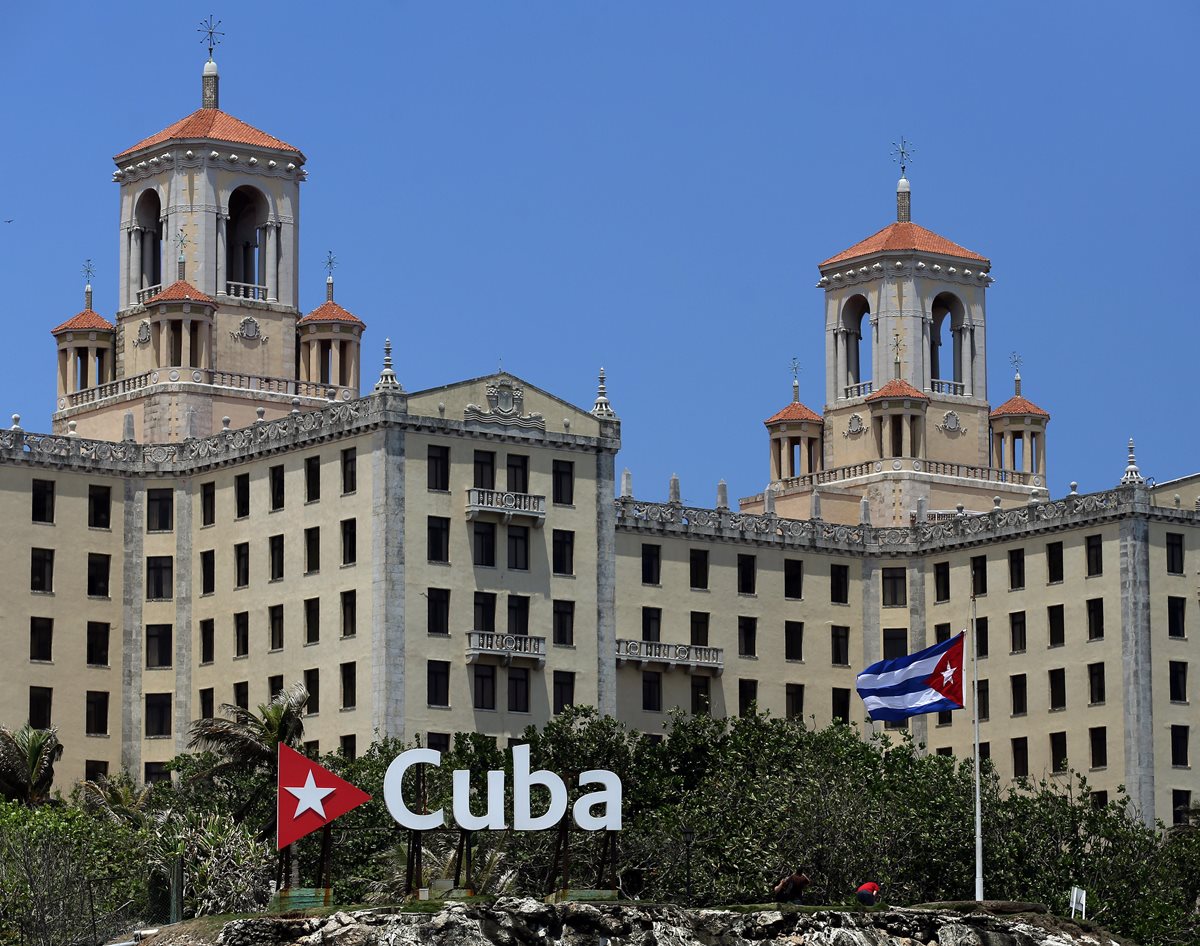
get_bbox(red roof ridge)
[765,400,823,425]
[820,221,988,268]
[142,280,216,306]
[51,309,115,335]
[298,299,366,327]
[114,107,302,162]
[990,394,1050,419]
[865,378,930,402]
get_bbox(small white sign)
[1068,885,1086,919]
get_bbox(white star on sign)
[285,770,335,819]
[942,664,957,686]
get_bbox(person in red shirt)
[856,881,881,906]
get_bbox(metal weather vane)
[175,226,190,260]
[199,15,224,61]
[81,259,95,283]
[324,251,338,277]
[892,136,915,177]
[1009,351,1023,374]
[789,357,801,382]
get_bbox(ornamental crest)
[465,376,545,430]
[230,316,268,343]
[132,320,152,347]
[843,413,866,438]
[938,410,967,434]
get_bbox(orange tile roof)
[142,280,216,306]
[820,221,988,267]
[990,395,1050,418]
[765,400,823,425]
[298,300,366,327]
[865,379,930,402]
[51,309,114,335]
[114,108,302,161]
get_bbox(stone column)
[309,338,320,384]
[1037,433,1047,477]
[371,427,407,737]
[181,319,192,369]
[121,478,145,779]
[1021,431,1032,473]
[832,328,842,398]
[901,414,911,458]
[265,224,278,301]
[215,213,227,295]
[131,227,143,295]
[86,346,96,389]
[595,447,619,717]
[964,325,974,396]
[65,348,76,394]
[1120,512,1155,825]
[769,436,780,481]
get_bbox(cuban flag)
[856,632,966,721]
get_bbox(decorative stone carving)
[464,377,545,430]
[132,320,152,347]
[843,413,866,438]
[230,316,268,343]
[937,410,967,434]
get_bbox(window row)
[197,592,358,662]
[640,545,806,599]
[428,447,575,504]
[427,518,575,574]
[1004,725,1191,779]
[426,661,576,715]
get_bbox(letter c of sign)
[383,748,443,830]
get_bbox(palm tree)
[0,725,64,805]
[80,770,155,827]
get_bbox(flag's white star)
[285,770,335,819]
[942,664,956,686]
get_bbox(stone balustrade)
[62,368,350,410]
[844,381,874,398]
[771,457,1039,493]
[225,281,268,300]
[465,631,547,666]
[465,488,547,524]
[930,379,966,395]
[135,284,163,304]
[615,638,724,674]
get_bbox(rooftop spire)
[892,136,915,223]
[1010,351,1023,396]
[324,251,337,302]
[790,357,800,402]
[82,259,95,310]
[591,367,616,418]
[1120,437,1145,486]
[374,338,402,391]
[198,16,223,108]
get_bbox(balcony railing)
[62,367,353,410]
[931,379,965,396]
[465,631,547,666]
[843,381,874,398]
[465,488,547,524]
[136,284,163,304]
[226,281,268,300]
[615,639,724,674]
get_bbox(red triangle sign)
[277,743,371,849]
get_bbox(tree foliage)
[0,727,63,807]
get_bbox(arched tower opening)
[930,291,966,393]
[133,189,163,295]
[226,185,270,295]
[840,294,872,396]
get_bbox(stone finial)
[10,413,20,430]
[993,496,1002,509]
[1069,481,1079,495]
[85,283,93,312]
[437,401,445,418]
[860,497,871,526]
[1174,494,1181,509]
[374,338,402,391]
[291,397,301,415]
[669,473,681,504]
[620,468,633,498]
[1195,496,1200,511]
[1119,437,1145,486]
[763,485,776,515]
[897,176,911,223]
[810,488,822,520]
[255,407,266,424]
[202,57,219,109]
[122,410,135,441]
[326,274,335,303]
[916,497,928,523]
[955,503,965,517]
[717,479,729,510]
[591,367,616,419]
[67,420,78,438]
[222,416,231,430]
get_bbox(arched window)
[840,295,872,395]
[133,190,163,290]
[930,292,966,392]
[226,186,270,293]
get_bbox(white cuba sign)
[383,745,622,831]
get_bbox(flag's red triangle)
[923,633,966,708]
[277,743,371,850]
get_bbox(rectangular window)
[427,588,450,636]
[831,626,850,666]
[31,547,54,592]
[1090,726,1108,768]
[200,618,214,664]
[830,564,850,604]
[29,687,52,729]
[1008,548,1025,590]
[641,544,662,584]
[689,549,709,590]
[785,621,804,661]
[89,484,112,529]
[738,617,757,657]
[427,445,450,491]
[474,592,496,633]
[642,671,662,711]
[784,559,804,599]
[786,683,805,720]
[1048,604,1065,647]
[508,595,530,635]
[200,549,215,594]
[305,456,321,502]
[269,605,284,650]
[201,481,216,526]
[1089,662,1106,704]
[269,464,285,511]
[473,450,495,490]
[1047,540,1064,583]
[1012,737,1029,777]
[1172,725,1190,767]
[233,543,249,588]
[882,568,907,607]
[975,617,989,658]
[341,735,357,760]
[234,612,249,657]
[143,762,170,785]
[507,666,529,713]
[87,553,111,597]
[146,556,174,600]
[737,554,757,594]
[507,525,530,570]
[883,628,908,660]
[146,488,173,531]
[552,529,574,575]
[691,675,711,715]
[1049,667,1067,710]
[642,607,662,643]
[146,624,172,668]
[690,611,710,647]
[1169,597,1186,638]
[233,681,249,710]
[305,527,321,573]
[506,454,528,493]
[29,618,52,662]
[341,590,357,638]
[268,675,284,699]
[473,665,496,710]
[1086,534,1103,576]
[971,555,988,595]
[832,687,851,724]
[426,732,450,754]
[341,662,357,709]
[1087,598,1105,640]
[199,688,214,719]
[31,479,55,523]
[341,448,357,494]
[1170,660,1188,703]
[87,622,110,666]
[304,668,320,714]
[977,679,990,721]
[145,693,172,737]
[934,561,951,602]
[738,679,758,717]
[269,535,284,581]
[553,671,575,714]
[1173,790,1193,826]
[935,623,952,644]
[552,600,575,646]
[473,522,497,567]
[1167,532,1185,574]
[1009,611,1026,653]
[427,660,450,707]
[427,516,449,563]
[552,460,574,505]
[234,474,250,518]
[1010,673,1027,715]
[1091,791,1108,809]
[1050,731,1068,773]
[304,598,320,644]
[341,518,357,565]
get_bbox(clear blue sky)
[3,3,1196,501]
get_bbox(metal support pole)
[971,595,984,902]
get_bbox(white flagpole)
[971,595,984,902]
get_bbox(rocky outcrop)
[168,899,1131,946]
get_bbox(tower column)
[1021,432,1032,474]
[770,435,781,481]
[265,224,278,301]
[181,319,192,369]
[831,328,841,398]
[837,329,847,396]
[131,227,144,297]
[901,413,911,457]
[331,339,342,389]
[1037,433,1047,477]
[215,213,227,296]
[87,346,97,389]
[65,348,76,394]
